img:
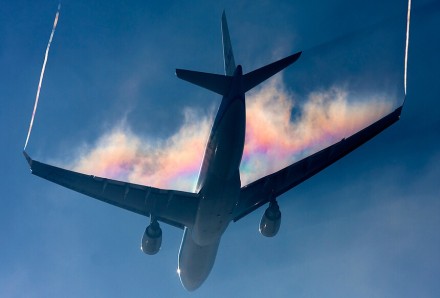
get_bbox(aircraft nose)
[178,229,220,291]
[179,270,204,292]
[177,245,217,292]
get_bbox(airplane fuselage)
[22,8,405,292]
[178,66,245,290]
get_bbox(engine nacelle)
[141,220,162,255]
[259,200,281,237]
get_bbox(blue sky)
[1,0,439,297]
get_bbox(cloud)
[70,109,212,191]
[67,76,393,191]
[240,77,393,184]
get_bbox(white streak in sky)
[24,3,61,150]
[404,0,411,96]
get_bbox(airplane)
[23,12,404,291]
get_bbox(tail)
[176,11,301,95]
[221,11,236,76]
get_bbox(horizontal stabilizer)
[176,69,232,96]
[242,51,302,93]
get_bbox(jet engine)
[141,220,162,255]
[259,200,281,237]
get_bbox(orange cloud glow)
[68,77,394,191]
[240,77,393,185]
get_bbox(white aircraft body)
[24,12,404,291]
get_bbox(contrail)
[404,0,411,96]
[24,3,61,151]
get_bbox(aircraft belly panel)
[192,98,245,246]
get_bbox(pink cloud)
[241,77,393,185]
[68,77,393,191]
[71,110,211,191]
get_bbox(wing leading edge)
[23,152,199,229]
[234,105,403,221]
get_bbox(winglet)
[23,151,33,167]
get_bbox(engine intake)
[259,200,281,237]
[141,220,162,255]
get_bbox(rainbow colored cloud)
[70,77,393,191]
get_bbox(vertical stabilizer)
[221,11,236,76]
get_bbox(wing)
[23,153,199,229]
[233,105,403,221]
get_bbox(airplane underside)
[178,228,221,291]
[23,6,409,292]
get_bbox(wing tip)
[23,150,33,167]
[288,51,302,64]
[395,104,404,116]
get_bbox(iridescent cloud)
[71,109,212,192]
[69,77,393,191]
[240,77,393,185]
